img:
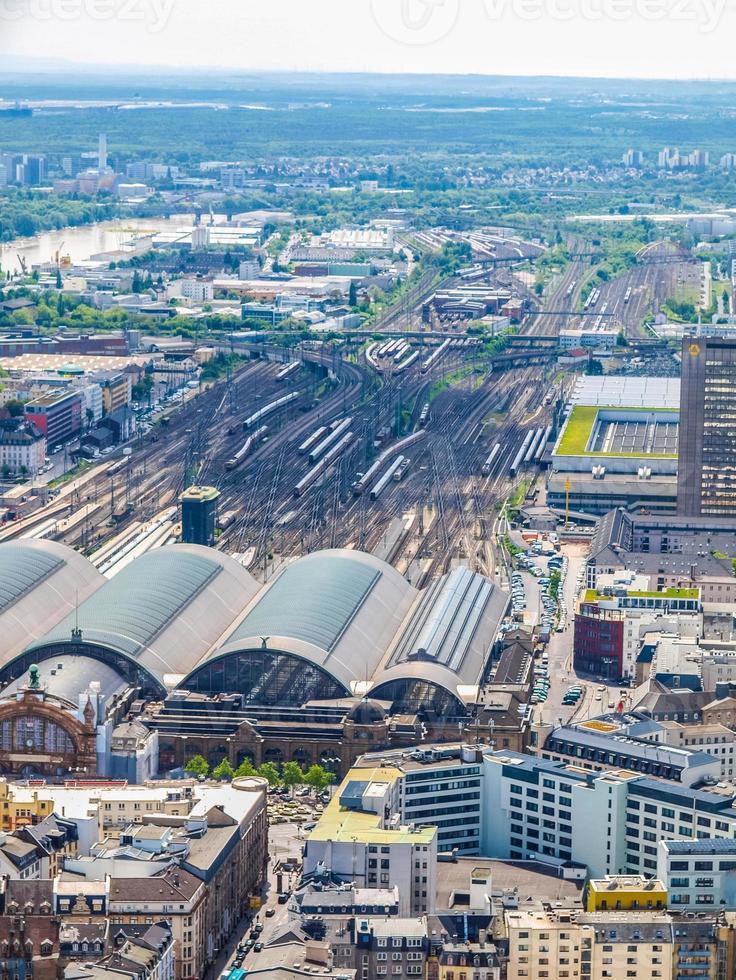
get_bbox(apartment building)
[432,940,501,980]
[506,904,588,980]
[0,418,46,476]
[539,725,720,787]
[506,904,715,980]
[351,917,428,980]
[95,371,132,414]
[0,779,55,830]
[179,278,214,302]
[657,722,736,781]
[108,867,206,980]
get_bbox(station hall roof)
[207,549,417,695]
[22,545,259,692]
[0,540,104,666]
[1,541,509,709]
[373,565,510,702]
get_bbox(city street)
[208,817,304,979]
[538,541,632,726]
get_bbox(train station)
[0,539,510,780]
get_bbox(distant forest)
[1,72,736,165]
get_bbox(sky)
[0,0,732,80]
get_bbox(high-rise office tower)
[678,335,736,516]
[98,133,108,172]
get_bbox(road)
[207,815,308,979]
[536,540,634,727]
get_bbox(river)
[0,214,197,275]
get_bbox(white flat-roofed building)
[570,376,682,409]
[179,278,214,302]
[658,838,736,910]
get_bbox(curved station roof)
[200,549,416,695]
[0,540,509,715]
[6,544,259,695]
[0,540,104,663]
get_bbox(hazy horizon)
[0,0,733,81]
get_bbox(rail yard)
[0,226,690,588]
[0,324,559,587]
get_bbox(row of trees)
[0,190,120,241]
[183,755,335,794]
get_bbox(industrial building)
[0,542,509,778]
[547,379,681,516]
[678,334,736,517]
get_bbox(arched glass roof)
[0,544,64,613]
[227,552,381,653]
[20,545,259,689]
[193,549,418,695]
[0,540,104,667]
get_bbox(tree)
[586,359,604,376]
[257,762,281,787]
[5,399,24,417]
[184,754,209,778]
[348,280,358,307]
[235,758,257,778]
[56,268,62,290]
[213,757,234,782]
[304,764,333,796]
[281,761,304,795]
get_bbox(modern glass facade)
[678,336,736,517]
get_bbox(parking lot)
[505,534,568,637]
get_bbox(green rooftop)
[584,587,699,603]
[557,405,599,456]
[556,405,679,458]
